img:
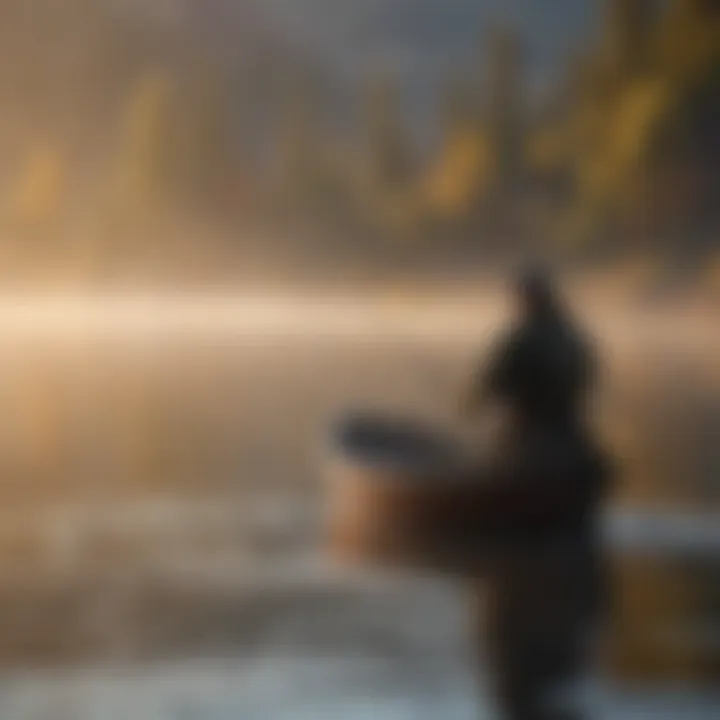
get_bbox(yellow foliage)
[114,70,175,209]
[615,80,669,164]
[6,144,66,225]
[424,129,492,217]
[123,71,173,151]
[578,78,669,203]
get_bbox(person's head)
[514,266,559,321]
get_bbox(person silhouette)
[464,268,612,720]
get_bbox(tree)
[363,71,414,193]
[170,65,238,212]
[5,142,67,239]
[270,73,326,211]
[602,0,659,76]
[424,78,491,222]
[484,25,525,191]
[479,23,528,245]
[112,69,177,222]
[656,0,720,84]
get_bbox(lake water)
[0,291,716,717]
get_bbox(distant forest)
[0,1,718,283]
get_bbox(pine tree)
[113,70,177,221]
[5,142,67,238]
[602,0,659,76]
[272,73,323,208]
[363,72,414,192]
[481,23,526,243]
[172,66,237,211]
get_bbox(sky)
[247,0,598,97]
[125,0,599,102]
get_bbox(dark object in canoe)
[328,413,463,476]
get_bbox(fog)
[0,0,717,716]
[0,288,714,719]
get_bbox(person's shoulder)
[499,324,532,358]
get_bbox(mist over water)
[0,0,717,715]
[0,283,712,717]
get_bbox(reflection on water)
[0,296,715,692]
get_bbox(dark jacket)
[468,307,613,620]
[482,310,595,432]
[469,308,610,517]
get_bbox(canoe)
[324,413,535,576]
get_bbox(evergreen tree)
[173,66,237,210]
[5,142,67,240]
[481,24,526,242]
[272,73,323,207]
[602,0,659,75]
[113,70,177,220]
[363,72,414,193]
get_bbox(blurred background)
[0,1,717,718]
